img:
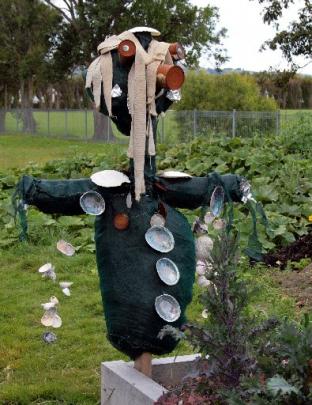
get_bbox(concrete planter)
[101,354,200,405]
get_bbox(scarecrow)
[16,27,255,376]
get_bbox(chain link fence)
[0,108,310,143]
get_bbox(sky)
[191,0,311,75]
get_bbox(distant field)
[0,135,126,169]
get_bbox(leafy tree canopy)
[253,0,312,67]
[43,0,227,71]
[176,70,277,111]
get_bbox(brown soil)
[263,231,312,269]
[273,263,312,311]
[155,375,225,405]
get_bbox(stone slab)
[101,354,200,405]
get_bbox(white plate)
[158,170,192,179]
[90,170,130,187]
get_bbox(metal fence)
[0,108,310,143]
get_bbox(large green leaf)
[267,375,299,396]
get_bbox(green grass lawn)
[0,135,297,404]
[0,135,126,169]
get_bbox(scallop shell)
[41,302,56,311]
[57,240,75,256]
[59,281,73,289]
[50,296,59,305]
[41,308,57,327]
[158,170,192,179]
[80,191,105,215]
[38,263,53,273]
[90,170,130,187]
[155,294,181,322]
[51,314,62,328]
[145,226,175,253]
[156,258,180,286]
[62,287,71,297]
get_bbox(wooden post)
[134,352,152,377]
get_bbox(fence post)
[85,109,88,141]
[65,108,68,137]
[193,109,197,138]
[47,109,50,136]
[275,110,280,136]
[232,109,236,138]
[161,113,165,143]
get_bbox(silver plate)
[156,258,180,286]
[80,191,105,215]
[155,294,181,322]
[145,226,175,253]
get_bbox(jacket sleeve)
[154,172,244,209]
[18,175,98,215]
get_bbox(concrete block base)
[101,354,200,405]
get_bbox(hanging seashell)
[213,218,226,230]
[192,218,208,235]
[198,276,211,288]
[113,213,129,230]
[204,211,215,225]
[150,213,166,227]
[57,240,75,256]
[202,309,209,319]
[210,186,225,217]
[145,226,175,253]
[156,258,180,286]
[126,192,132,209]
[90,170,130,187]
[155,294,181,322]
[80,191,105,215]
[195,235,213,260]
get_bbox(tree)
[0,0,61,133]
[253,0,312,67]
[42,0,227,140]
[176,71,277,111]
